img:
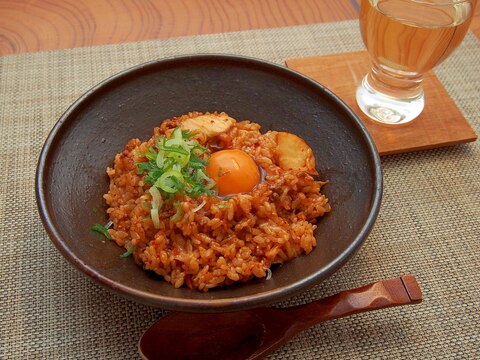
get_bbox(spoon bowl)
[140,311,264,360]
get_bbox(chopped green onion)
[166,127,184,146]
[156,149,165,168]
[145,147,157,161]
[195,169,216,190]
[137,161,154,175]
[160,141,189,155]
[169,152,189,167]
[134,127,219,227]
[155,170,184,193]
[171,202,183,222]
[149,186,162,209]
[120,245,135,258]
[192,200,206,213]
[265,268,272,280]
[151,208,160,229]
[91,224,112,240]
[189,153,209,168]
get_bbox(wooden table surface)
[1,0,479,56]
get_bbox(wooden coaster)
[286,51,477,156]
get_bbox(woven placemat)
[1,20,479,359]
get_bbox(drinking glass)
[356,0,476,125]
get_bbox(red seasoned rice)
[103,113,331,291]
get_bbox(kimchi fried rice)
[103,112,331,291]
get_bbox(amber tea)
[356,0,475,124]
[361,0,472,74]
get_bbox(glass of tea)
[356,0,476,125]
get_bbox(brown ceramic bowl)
[36,54,382,312]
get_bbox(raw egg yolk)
[206,149,260,196]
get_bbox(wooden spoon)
[139,275,422,360]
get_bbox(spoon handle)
[289,275,422,328]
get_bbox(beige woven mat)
[1,20,479,359]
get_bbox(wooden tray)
[286,51,477,156]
